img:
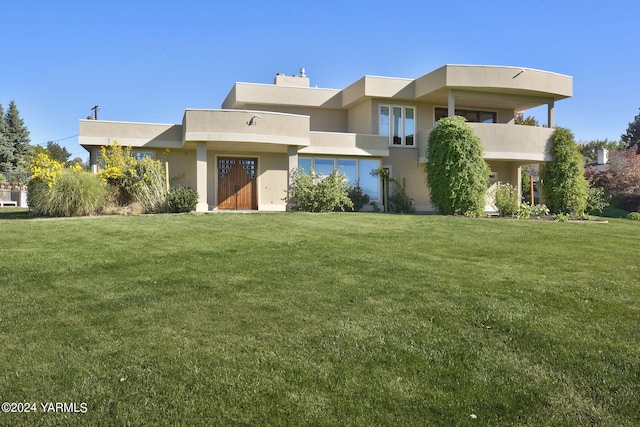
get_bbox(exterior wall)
[79,120,183,150]
[302,132,388,157]
[222,82,342,109]
[165,149,197,190]
[183,110,310,147]
[346,100,373,134]
[383,148,430,211]
[257,153,289,211]
[243,104,348,133]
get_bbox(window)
[337,159,357,185]
[358,159,379,200]
[133,151,154,160]
[379,105,415,146]
[298,157,380,200]
[435,107,496,124]
[298,158,312,174]
[313,158,335,177]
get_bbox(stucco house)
[79,64,572,212]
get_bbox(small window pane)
[392,107,402,145]
[379,106,389,137]
[133,151,154,160]
[405,107,415,146]
[337,159,357,185]
[359,159,380,200]
[314,158,335,177]
[479,112,496,123]
[298,158,311,174]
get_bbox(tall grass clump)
[28,151,106,217]
[99,141,168,213]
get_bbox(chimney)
[597,148,608,165]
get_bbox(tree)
[0,103,12,172]
[514,113,540,126]
[46,141,72,164]
[590,144,640,198]
[577,138,625,163]
[621,108,640,151]
[426,116,490,215]
[0,100,32,173]
[541,127,588,215]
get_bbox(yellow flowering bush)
[29,150,63,188]
[28,150,106,216]
[97,141,168,212]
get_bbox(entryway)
[217,157,258,210]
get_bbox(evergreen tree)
[3,100,32,172]
[0,103,13,172]
[541,127,588,215]
[621,108,640,151]
[577,138,625,163]
[426,116,490,215]
[46,141,71,164]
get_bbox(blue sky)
[2,1,639,160]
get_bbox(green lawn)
[0,209,639,426]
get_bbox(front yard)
[0,210,638,426]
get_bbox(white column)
[448,91,456,117]
[287,145,298,184]
[195,142,208,212]
[547,100,555,128]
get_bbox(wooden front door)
[217,158,257,210]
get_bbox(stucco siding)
[165,150,197,190]
[257,153,289,211]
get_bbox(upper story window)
[379,105,415,146]
[435,107,496,124]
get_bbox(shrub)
[345,184,370,212]
[494,182,519,217]
[586,185,608,213]
[98,141,168,213]
[371,168,415,213]
[0,173,6,183]
[590,145,640,198]
[541,127,588,215]
[426,116,489,216]
[617,194,640,213]
[168,186,199,213]
[127,157,168,213]
[627,212,640,221]
[517,202,550,219]
[387,190,415,214]
[28,168,105,217]
[286,168,353,212]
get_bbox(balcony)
[467,123,554,162]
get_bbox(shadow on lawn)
[0,208,34,220]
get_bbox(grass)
[0,208,639,426]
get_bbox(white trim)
[379,104,416,147]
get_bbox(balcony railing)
[468,123,554,162]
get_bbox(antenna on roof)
[299,68,306,77]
